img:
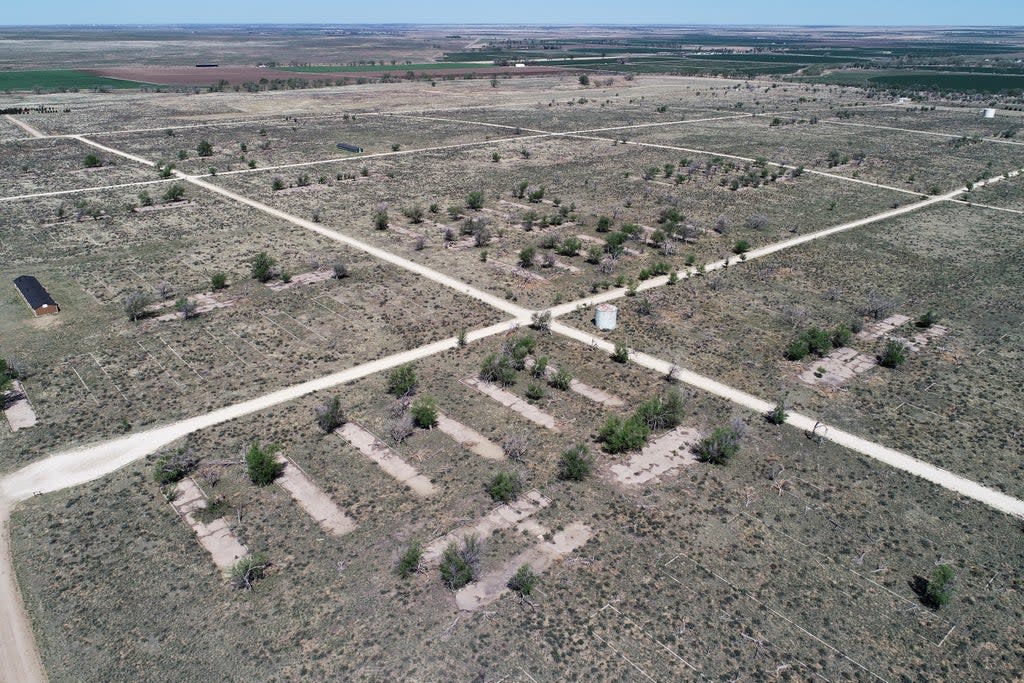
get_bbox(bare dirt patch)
[2,382,37,432]
[169,477,247,572]
[338,422,437,497]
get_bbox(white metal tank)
[595,303,618,331]
[983,108,996,118]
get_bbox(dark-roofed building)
[13,275,59,316]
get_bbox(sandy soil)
[338,422,437,497]
[275,456,357,536]
[435,413,504,460]
[422,490,551,565]
[454,522,593,611]
[170,477,248,572]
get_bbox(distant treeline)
[0,106,63,114]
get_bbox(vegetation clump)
[231,553,268,590]
[386,364,417,397]
[558,444,593,481]
[486,470,523,503]
[439,535,482,590]
[694,420,746,465]
[246,442,283,485]
[411,395,438,428]
[879,339,908,368]
[395,542,423,579]
[507,564,538,597]
[315,396,346,433]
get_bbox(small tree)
[246,442,282,485]
[332,262,348,279]
[411,395,438,428]
[197,139,214,157]
[315,396,346,433]
[578,74,590,86]
[439,535,482,590]
[507,564,538,597]
[486,470,523,503]
[163,183,186,202]
[558,444,593,481]
[518,245,536,267]
[124,290,153,322]
[230,553,268,590]
[250,251,276,282]
[396,541,423,578]
[466,190,485,210]
[765,400,788,425]
[610,343,630,363]
[922,564,955,609]
[733,239,751,255]
[210,272,228,290]
[879,340,908,368]
[83,153,102,168]
[372,207,389,230]
[387,364,417,397]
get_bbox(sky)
[3,0,1022,27]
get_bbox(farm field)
[0,49,1022,683]
[8,334,1024,681]
[0,69,151,92]
[564,202,1024,497]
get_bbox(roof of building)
[13,275,58,310]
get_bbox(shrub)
[507,564,539,597]
[411,395,438,428]
[784,338,810,361]
[557,236,582,256]
[250,251,276,282]
[332,262,348,279]
[230,553,268,590]
[439,535,482,590]
[531,356,549,379]
[923,564,955,609]
[402,205,424,223]
[246,441,282,485]
[530,310,551,332]
[480,353,517,385]
[519,245,536,267]
[786,327,832,359]
[486,470,523,503]
[634,389,685,430]
[372,207,389,230]
[610,343,630,363]
[83,153,101,168]
[733,239,751,255]
[599,415,650,453]
[466,190,485,210]
[210,272,228,290]
[694,425,743,465]
[387,364,417,397]
[152,446,198,485]
[272,177,285,191]
[525,382,545,401]
[596,215,612,232]
[832,324,852,348]
[163,183,186,202]
[196,139,214,157]
[578,74,590,86]
[548,367,572,390]
[558,444,593,481]
[123,291,153,321]
[0,358,13,393]
[396,542,423,578]
[175,295,197,319]
[879,339,908,368]
[765,400,788,425]
[917,310,940,328]
[315,396,345,433]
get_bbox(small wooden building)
[13,275,59,316]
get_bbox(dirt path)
[551,321,1024,519]
[0,502,45,683]
[454,522,593,611]
[435,413,504,460]
[337,423,436,497]
[5,115,45,139]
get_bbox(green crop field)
[0,69,151,91]
[280,62,485,73]
[869,72,1024,93]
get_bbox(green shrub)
[596,215,612,232]
[610,343,630,363]
[765,400,788,425]
[163,183,186,202]
[439,535,481,590]
[250,251,276,282]
[525,382,545,401]
[733,239,751,254]
[548,367,572,390]
[272,177,285,191]
[480,353,517,385]
[531,356,549,379]
[634,389,685,430]
[396,542,423,579]
[246,442,282,485]
[486,470,523,503]
[785,338,810,361]
[558,444,593,481]
[83,153,101,168]
[230,553,268,590]
[557,236,582,256]
[210,272,228,290]
[917,310,940,328]
[507,564,538,596]
[466,190,485,210]
[599,415,650,453]
[519,245,536,267]
[315,396,345,433]
[879,339,908,368]
[196,139,214,157]
[923,564,955,609]
[387,364,417,396]
[831,324,852,348]
[694,425,743,465]
[411,395,438,428]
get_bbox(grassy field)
[0,69,150,91]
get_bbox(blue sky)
[3,0,1022,26]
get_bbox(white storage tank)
[595,303,618,331]
[983,108,996,118]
